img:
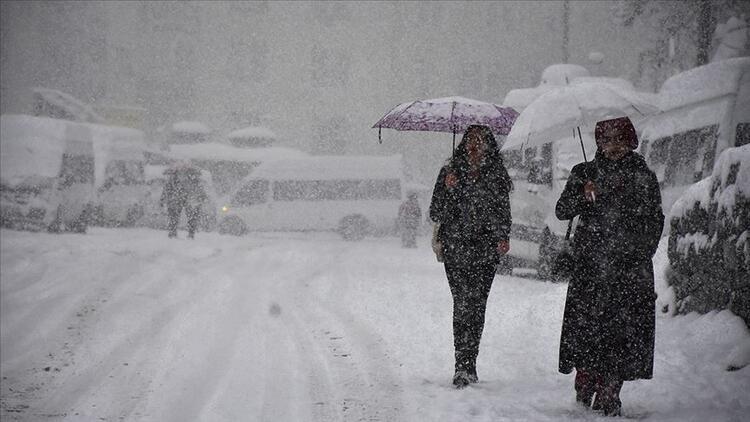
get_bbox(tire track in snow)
[265,242,405,421]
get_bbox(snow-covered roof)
[539,64,591,86]
[32,87,105,124]
[168,142,307,163]
[172,121,211,134]
[227,126,277,140]
[246,155,404,181]
[659,57,749,110]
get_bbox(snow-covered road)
[1,228,749,421]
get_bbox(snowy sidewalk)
[1,228,748,421]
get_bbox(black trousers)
[167,204,200,236]
[445,263,496,371]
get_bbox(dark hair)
[451,125,513,192]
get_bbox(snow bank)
[539,63,590,86]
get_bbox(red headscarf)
[595,116,638,150]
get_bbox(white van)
[640,57,750,213]
[218,155,405,240]
[0,114,95,232]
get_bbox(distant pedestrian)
[398,192,422,248]
[160,165,208,239]
[555,117,664,416]
[429,125,513,388]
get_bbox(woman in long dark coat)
[556,117,664,416]
[429,125,513,388]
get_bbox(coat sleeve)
[555,163,592,221]
[429,166,449,223]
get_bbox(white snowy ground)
[1,228,749,422]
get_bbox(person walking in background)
[555,117,664,416]
[429,125,513,388]
[398,192,422,248]
[160,164,208,239]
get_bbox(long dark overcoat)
[556,151,664,380]
[429,156,512,267]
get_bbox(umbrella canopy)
[373,96,519,138]
[501,82,660,152]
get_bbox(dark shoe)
[593,398,621,416]
[452,370,471,389]
[576,390,595,407]
[574,369,598,408]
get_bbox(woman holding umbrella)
[555,117,664,416]
[429,125,513,388]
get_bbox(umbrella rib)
[389,101,421,130]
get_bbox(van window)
[59,154,95,187]
[231,180,269,206]
[272,179,401,201]
[646,136,671,184]
[663,125,717,186]
[736,123,750,147]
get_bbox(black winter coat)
[556,151,664,380]
[429,160,512,267]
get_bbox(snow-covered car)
[1,114,95,232]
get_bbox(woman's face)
[466,131,486,164]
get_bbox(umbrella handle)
[452,127,456,159]
[379,126,382,144]
[577,126,588,163]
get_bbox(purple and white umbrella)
[373,96,519,147]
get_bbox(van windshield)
[231,180,269,206]
[272,179,401,201]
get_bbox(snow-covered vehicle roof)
[246,155,404,181]
[172,121,211,134]
[659,57,749,111]
[32,87,105,124]
[168,142,307,163]
[227,126,277,140]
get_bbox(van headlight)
[222,205,229,212]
